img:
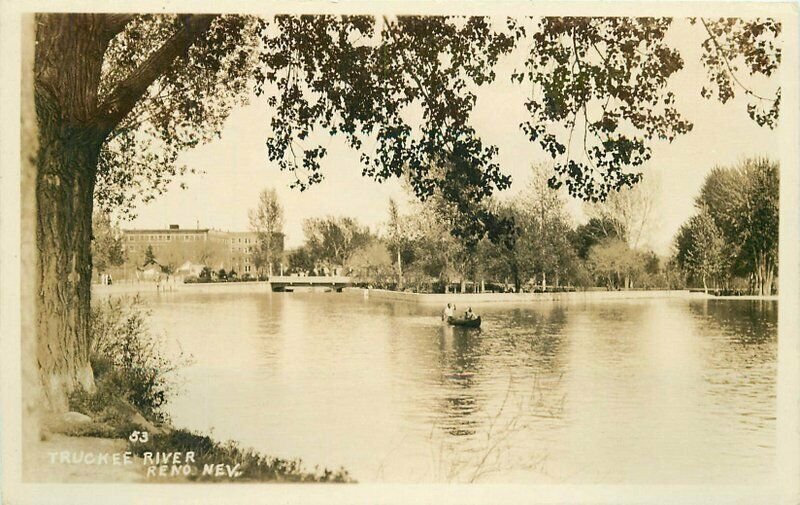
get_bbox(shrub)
[78,295,192,423]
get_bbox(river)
[145,292,777,484]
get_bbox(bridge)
[269,275,353,292]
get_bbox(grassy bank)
[126,429,351,482]
[54,295,353,483]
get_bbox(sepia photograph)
[1,1,798,504]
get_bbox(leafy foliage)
[676,157,779,294]
[86,295,192,423]
[570,216,622,260]
[514,17,692,201]
[143,244,157,267]
[302,216,372,268]
[91,210,126,273]
[674,208,727,290]
[694,17,781,128]
[286,246,315,273]
[88,14,781,242]
[258,15,517,243]
[95,15,258,216]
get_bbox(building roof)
[122,228,210,234]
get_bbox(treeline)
[674,158,778,295]
[286,165,677,293]
[94,159,778,295]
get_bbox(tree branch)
[699,18,777,103]
[96,14,217,134]
[103,14,136,40]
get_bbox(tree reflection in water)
[428,306,568,482]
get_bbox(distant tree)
[249,188,284,276]
[476,201,525,292]
[303,216,372,269]
[348,239,394,286]
[402,184,487,293]
[143,245,157,267]
[385,198,414,289]
[286,247,315,274]
[570,217,623,260]
[198,239,226,269]
[160,263,175,277]
[90,210,126,277]
[516,164,578,290]
[585,174,660,250]
[588,239,645,289]
[199,266,213,282]
[674,208,727,293]
[694,158,779,295]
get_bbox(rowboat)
[447,316,481,328]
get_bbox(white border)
[1,2,798,504]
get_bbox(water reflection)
[437,328,483,436]
[689,299,778,345]
[144,294,777,484]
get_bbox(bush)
[78,295,192,424]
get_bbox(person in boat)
[442,303,455,321]
[464,307,476,320]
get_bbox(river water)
[146,292,777,484]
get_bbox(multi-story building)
[226,231,258,275]
[121,224,284,277]
[225,231,285,275]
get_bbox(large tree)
[302,216,372,269]
[674,207,727,292]
[516,164,578,290]
[694,158,779,295]
[31,14,781,410]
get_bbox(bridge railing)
[269,275,352,284]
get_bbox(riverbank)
[29,413,353,483]
[346,288,777,304]
[92,280,272,296]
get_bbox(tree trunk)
[396,249,403,290]
[702,274,707,294]
[35,111,104,411]
[764,260,775,296]
[34,15,111,412]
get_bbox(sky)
[128,18,781,253]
